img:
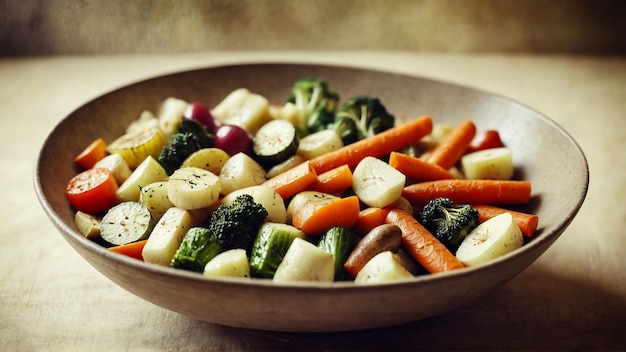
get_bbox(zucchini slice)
[253,119,299,166]
[100,201,155,246]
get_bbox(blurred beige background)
[1,0,625,55]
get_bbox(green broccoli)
[170,194,268,273]
[207,194,268,253]
[418,197,480,252]
[177,118,214,147]
[287,78,339,135]
[158,119,214,175]
[331,96,395,145]
[170,227,223,272]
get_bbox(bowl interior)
[34,63,589,332]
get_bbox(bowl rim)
[33,61,590,292]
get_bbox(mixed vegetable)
[66,78,539,284]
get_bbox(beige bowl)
[34,63,588,332]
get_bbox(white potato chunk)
[273,238,335,282]
[354,251,414,284]
[461,147,514,180]
[203,249,251,278]
[218,152,266,195]
[352,156,406,208]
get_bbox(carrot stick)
[388,151,455,181]
[427,120,476,170]
[109,239,148,261]
[74,138,108,169]
[402,179,532,205]
[292,195,360,235]
[308,164,353,195]
[309,115,433,174]
[352,207,391,236]
[472,204,539,237]
[263,160,318,200]
[386,208,464,273]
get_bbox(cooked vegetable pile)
[67,78,539,284]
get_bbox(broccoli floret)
[331,96,395,145]
[158,119,213,175]
[418,197,479,252]
[177,118,214,147]
[287,78,339,135]
[170,194,268,273]
[207,194,268,254]
[330,116,360,146]
[170,227,223,272]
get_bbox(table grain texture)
[2,52,624,351]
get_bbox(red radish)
[184,102,220,134]
[214,124,253,156]
[465,130,504,154]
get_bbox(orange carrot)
[109,239,148,261]
[263,160,318,199]
[472,204,539,237]
[292,195,360,235]
[402,179,532,205]
[74,138,108,169]
[386,208,464,273]
[352,207,391,236]
[388,151,455,181]
[308,164,353,195]
[427,120,476,169]
[309,115,433,174]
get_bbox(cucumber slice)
[253,119,299,166]
[100,201,155,246]
[249,222,306,278]
[317,227,360,281]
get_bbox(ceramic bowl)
[34,63,588,332]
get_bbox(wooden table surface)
[2,52,625,351]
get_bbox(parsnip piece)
[218,152,266,195]
[211,88,271,135]
[116,156,168,202]
[352,156,406,208]
[142,207,196,266]
[456,212,523,266]
[354,251,414,284]
[157,97,188,141]
[273,238,335,282]
[168,167,221,210]
[203,249,251,278]
[94,153,132,184]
